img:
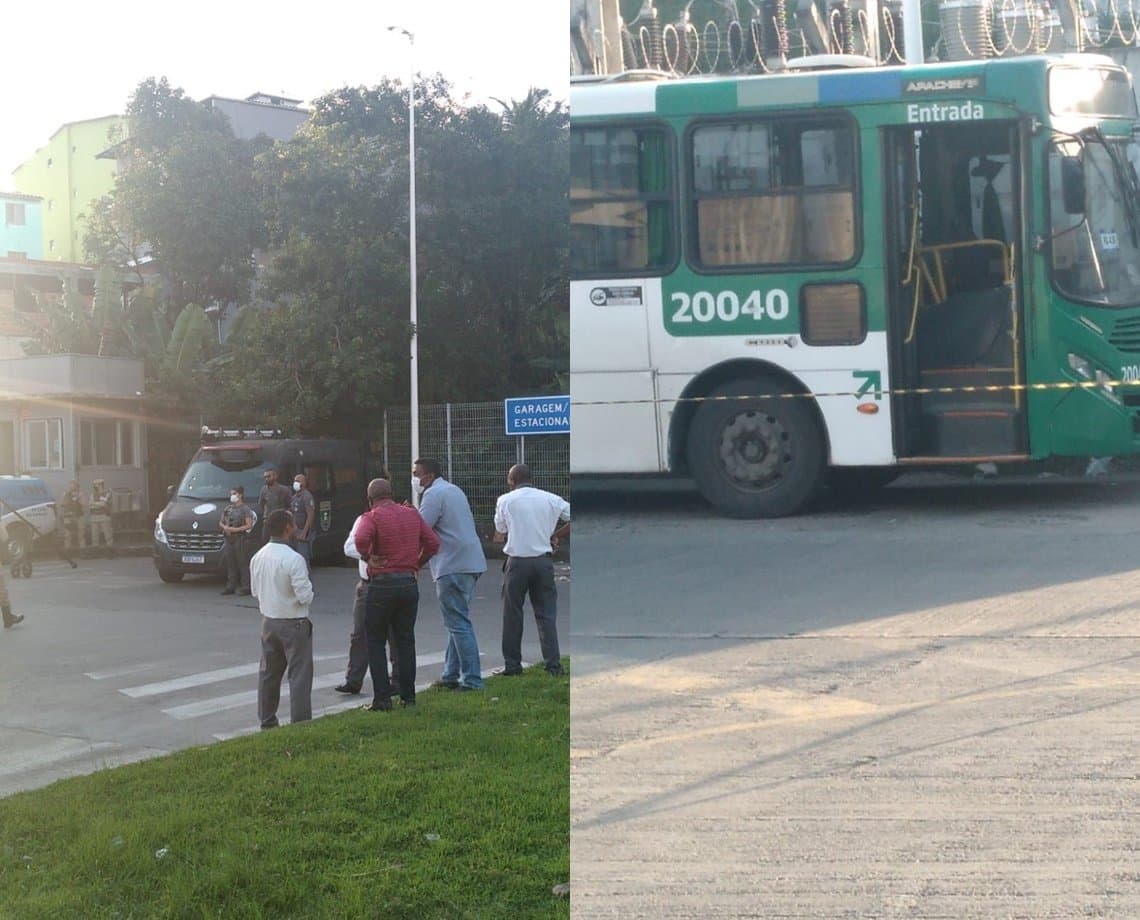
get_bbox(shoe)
[237,588,251,596]
[361,700,392,712]
[334,683,361,695]
[220,588,235,596]
[3,614,24,629]
[399,698,416,708]
[431,679,460,690]
[493,666,523,676]
[454,684,480,692]
[546,667,566,678]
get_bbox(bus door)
[883,120,1028,461]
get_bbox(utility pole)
[570,0,625,75]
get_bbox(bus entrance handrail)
[904,238,1013,344]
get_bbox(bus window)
[570,125,674,276]
[689,118,855,268]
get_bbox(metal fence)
[382,402,570,539]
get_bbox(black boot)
[2,605,23,629]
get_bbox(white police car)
[0,476,58,566]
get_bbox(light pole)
[388,25,419,503]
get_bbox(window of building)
[79,419,137,467]
[689,117,857,268]
[24,419,63,470]
[46,157,53,167]
[571,124,674,276]
[48,240,55,253]
[5,203,25,226]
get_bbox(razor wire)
[614,0,1140,74]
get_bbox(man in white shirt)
[249,508,314,729]
[334,511,401,695]
[493,464,570,677]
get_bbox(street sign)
[504,395,570,436]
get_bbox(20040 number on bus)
[670,289,790,324]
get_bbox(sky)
[1,0,567,178]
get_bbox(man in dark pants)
[334,511,401,695]
[219,485,255,596]
[354,478,439,711]
[493,464,570,677]
[289,473,316,568]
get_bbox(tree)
[24,266,214,405]
[215,76,568,433]
[85,77,268,312]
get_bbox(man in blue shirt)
[414,458,487,691]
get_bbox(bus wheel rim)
[717,410,789,488]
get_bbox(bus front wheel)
[687,379,825,518]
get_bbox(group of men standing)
[59,479,115,552]
[251,461,570,729]
[219,468,317,596]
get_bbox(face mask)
[293,482,301,492]
[230,494,239,504]
[411,475,425,498]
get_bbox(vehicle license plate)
[181,554,206,565]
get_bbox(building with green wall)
[11,115,122,263]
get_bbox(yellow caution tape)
[570,377,1140,406]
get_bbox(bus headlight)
[1096,369,1122,404]
[1068,352,1093,379]
[154,515,168,545]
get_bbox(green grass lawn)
[0,664,569,920]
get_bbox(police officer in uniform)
[258,467,292,546]
[60,480,86,551]
[0,517,23,628]
[220,485,256,596]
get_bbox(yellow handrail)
[903,238,1012,343]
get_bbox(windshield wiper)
[1084,126,1140,247]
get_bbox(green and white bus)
[570,54,1140,516]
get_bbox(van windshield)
[177,459,275,502]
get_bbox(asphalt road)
[570,472,1140,918]
[0,555,569,797]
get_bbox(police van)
[0,476,58,559]
[153,429,379,583]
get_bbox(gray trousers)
[259,616,313,728]
[502,555,561,673]
[344,580,400,689]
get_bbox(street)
[570,473,1140,918]
[0,555,569,797]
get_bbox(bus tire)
[158,567,184,584]
[687,379,825,518]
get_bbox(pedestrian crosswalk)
[1,650,502,797]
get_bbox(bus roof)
[570,53,1127,119]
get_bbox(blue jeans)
[437,572,484,689]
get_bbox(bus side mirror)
[1061,156,1086,214]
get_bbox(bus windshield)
[1049,132,1140,307]
[176,459,274,501]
